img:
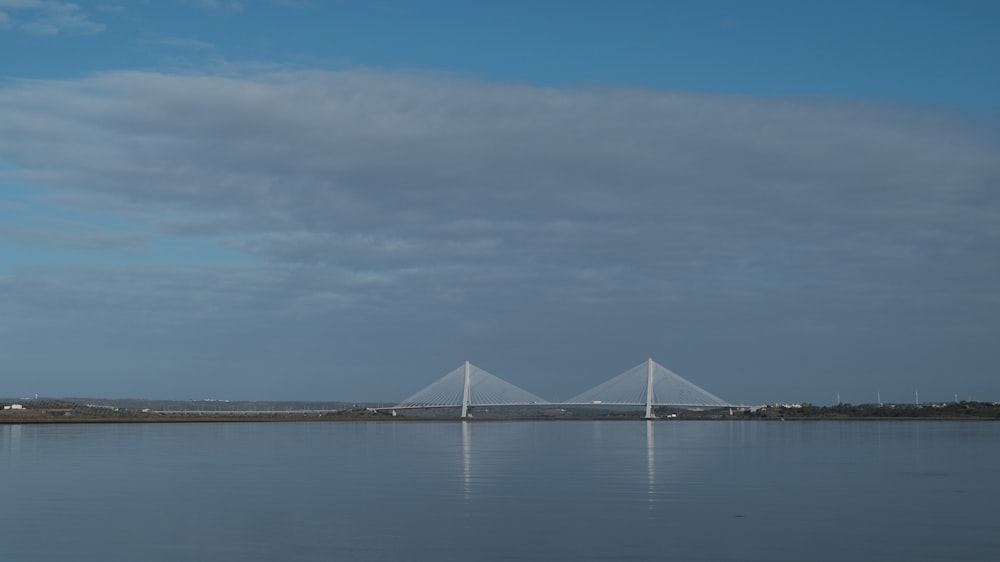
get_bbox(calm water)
[1,420,998,561]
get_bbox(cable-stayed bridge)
[394,362,550,418]
[389,359,734,419]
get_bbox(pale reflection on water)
[1,420,999,561]
[646,420,655,506]
[463,420,471,501]
[2,424,21,458]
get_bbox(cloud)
[137,36,216,50]
[0,69,998,401]
[180,0,243,13]
[2,70,996,287]
[2,70,997,306]
[0,0,104,35]
[0,0,44,7]
[268,0,310,7]
[0,220,148,252]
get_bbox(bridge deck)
[380,402,737,410]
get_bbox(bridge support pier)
[644,358,656,419]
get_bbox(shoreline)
[4,399,999,424]
[3,414,999,425]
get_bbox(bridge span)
[385,359,734,419]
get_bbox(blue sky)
[5,1,998,106]
[1,0,999,404]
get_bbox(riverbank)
[2,399,999,424]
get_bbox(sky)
[1,0,998,405]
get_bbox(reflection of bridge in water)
[386,358,734,419]
[458,419,662,505]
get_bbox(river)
[2,420,998,561]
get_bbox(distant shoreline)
[3,413,1000,425]
[3,399,998,424]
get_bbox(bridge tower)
[393,361,549,417]
[461,361,472,419]
[567,358,731,412]
[644,358,656,419]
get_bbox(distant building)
[3,404,24,410]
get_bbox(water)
[2,420,998,561]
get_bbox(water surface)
[2,420,998,561]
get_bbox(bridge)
[388,358,733,419]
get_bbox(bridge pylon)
[394,362,549,417]
[567,358,731,411]
[460,361,472,419]
[644,358,655,419]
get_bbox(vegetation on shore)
[748,401,1000,420]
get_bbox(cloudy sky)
[2,1,998,405]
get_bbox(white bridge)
[388,358,733,419]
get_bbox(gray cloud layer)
[1,70,998,402]
[0,0,104,35]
